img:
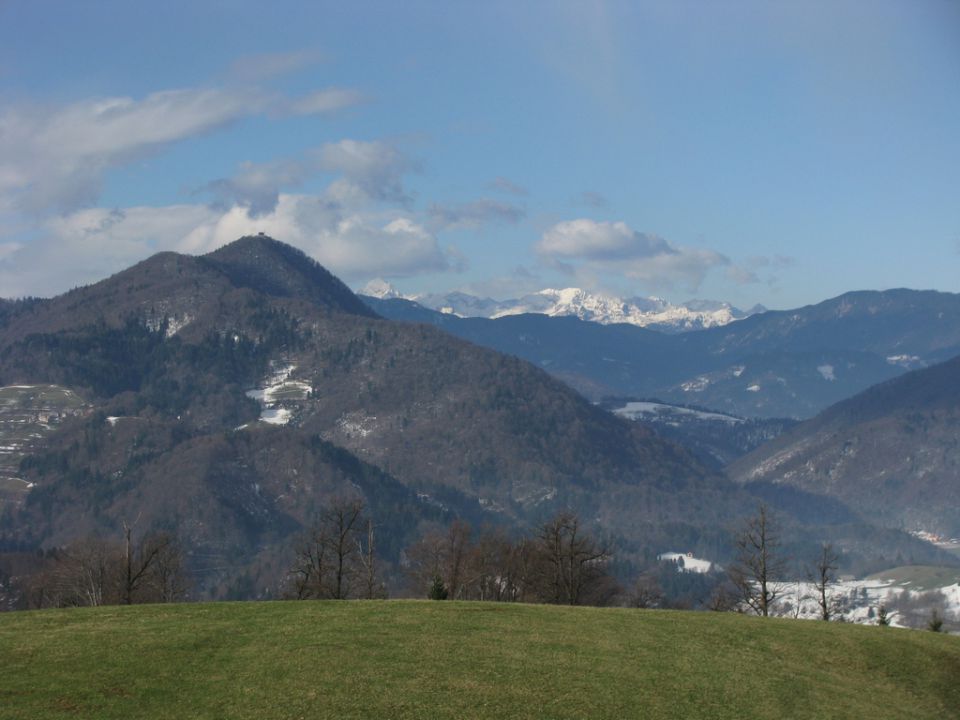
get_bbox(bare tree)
[289,522,330,599]
[627,573,664,609]
[55,537,119,607]
[809,543,839,621]
[327,498,365,600]
[121,520,180,605]
[443,520,471,600]
[729,504,787,617]
[534,511,616,606]
[355,518,385,599]
[140,533,187,603]
[289,497,366,600]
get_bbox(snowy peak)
[360,278,403,299]
[408,287,759,332]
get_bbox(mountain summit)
[207,235,376,318]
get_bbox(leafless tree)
[627,573,664,609]
[443,520,472,600]
[55,537,119,607]
[289,496,366,600]
[355,518,385,599]
[289,522,330,599]
[534,511,616,606]
[729,504,787,617]
[141,533,187,602]
[121,520,181,605]
[809,543,839,621]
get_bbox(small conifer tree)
[428,575,448,600]
[877,605,889,627]
[928,609,943,632]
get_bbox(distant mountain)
[0,236,752,596]
[360,280,762,333]
[728,354,960,536]
[364,289,960,419]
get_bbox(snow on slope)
[613,401,743,425]
[244,364,311,427]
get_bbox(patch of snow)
[886,354,924,370]
[246,364,311,426]
[746,384,761,392]
[260,407,291,425]
[659,552,714,573]
[613,401,742,425]
[768,576,960,630]
[681,376,710,392]
[817,364,836,381]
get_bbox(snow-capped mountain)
[359,280,762,332]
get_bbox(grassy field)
[1,601,959,720]
[867,565,960,591]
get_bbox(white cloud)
[0,85,365,214]
[200,138,413,218]
[1,193,456,297]
[538,219,673,261]
[287,88,367,116]
[317,140,413,205]
[537,218,729,292]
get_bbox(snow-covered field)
[659,552,715,573]
[770,577,960,630]
[612,401,742,425]
[243,364,312,427]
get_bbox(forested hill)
[1,236,755,598]
[730,354,960,536]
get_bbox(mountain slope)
[729,354,960,535]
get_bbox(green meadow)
[1,600,958,719]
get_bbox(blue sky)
[1,0,958,309]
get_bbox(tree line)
[12,525,187,609]
[285,497,620,606]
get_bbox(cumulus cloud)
[0,86,365,214]
[537,219,729,292]
[538,219,673,261]
[0,192,457,297]
[202,158,313,217]
[318,140,414,206]
[428,198,525,230]
[199,138,411,218]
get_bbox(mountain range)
[0,236,952,598]
[363,289,960,419]
[361,279,763,333]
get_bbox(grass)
[867,565,960,591]
[1,601,959,719]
